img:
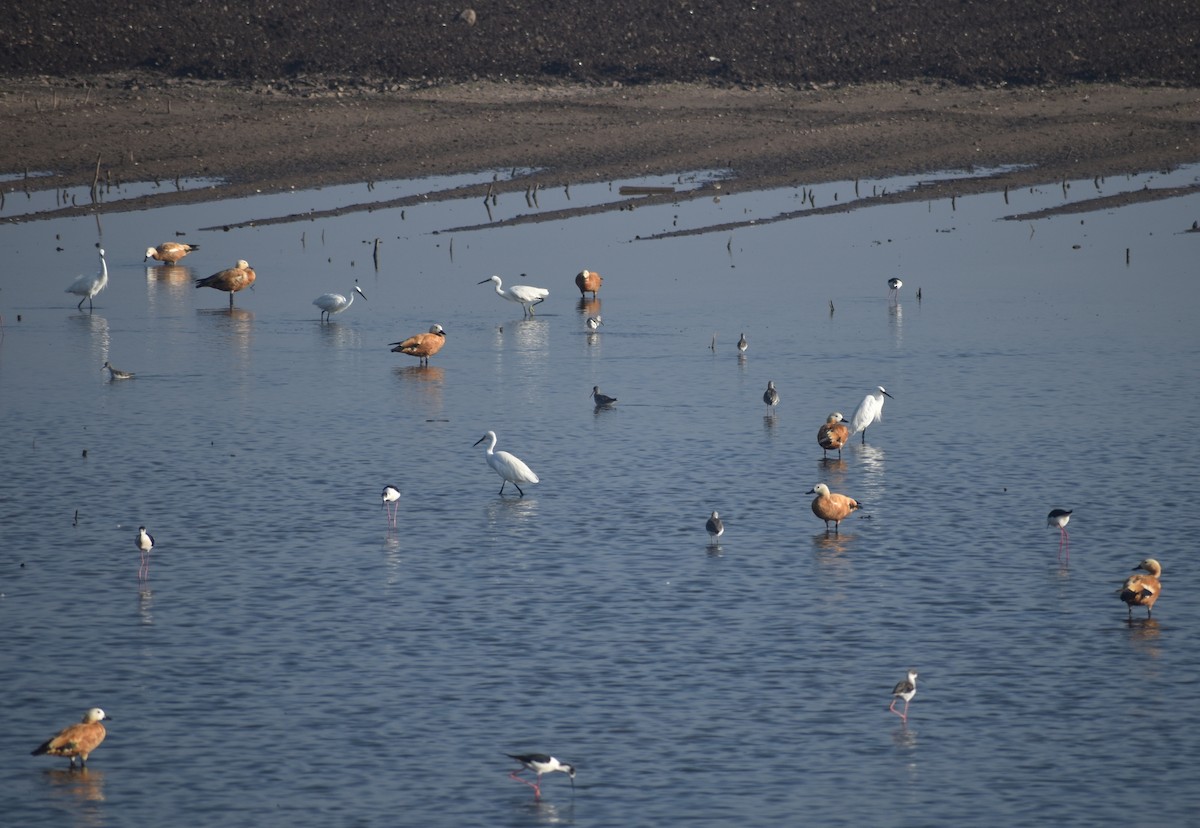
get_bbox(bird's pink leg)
[509,770,542,798]
[888,698,907,722]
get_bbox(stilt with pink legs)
[505,753,576,800]
[888,668,918,724]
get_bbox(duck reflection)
[44,765,107,804]
[392,365,445,414]
[577,297,601,318]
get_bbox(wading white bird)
[706,510,724,544]
[888,277,903,299]
[1047,508,1072,560]
[32,708,111,767]
[478,275,549,316]
[473,431,540,496]
[888,669,918,723]
[763,381,779,408]
[102,361,135,380]
[381,485,401,528]
[313,283,366,322]
[136,526,155,580]
[505,753,575,800]
[849,385,894,443]
[145,242,199,265]
[65,248,108,311]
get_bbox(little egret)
[32,708,110,768]
[313,283,366,322]
[505,753,575,800]
[474,431,539,496]
[389,324,446,365]
[478,275,549,316]
[102,361,135,380]
[65,248,108,311]
[1119,559,1162,620]
[195,259,256,308]
[591,386,617,407]
[382,485,401,528]
[136,526,155,580]
[706,511,724,544]
[737,332,748,354]
[807,483,860,533]
[1047,509,1072,560]
[586,315,602,332]
[145,242,199,264]
[763,381,779,408]
[888,669,918,723]
[575,268,603,299]
[849,385,894,443]
[818,412,849,460]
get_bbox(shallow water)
[2,163,1199,827]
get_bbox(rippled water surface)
[2,164,1200,827]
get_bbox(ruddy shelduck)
[818,412,849,460]
[506,753,575,800]
[575,269,602,299]
[32,708,111,767]
[195,259,256,307]
[145,242,199,264]
[1119,558,1162,619]
[807,482,860,533]
[888,669,918,723]
[389,324,446,365]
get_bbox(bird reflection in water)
[138,587,154,626]
[44,766,107,804]
[577,297,601,318]
[392,365,445,414]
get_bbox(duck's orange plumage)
[807,482,859,533]
[390,324,446,365]
[818,412,849,460]
[32,708,110,767]
[575,269,602,299]
[1120,558,1162,619]
[145,242,199,264]
[195,259,256,307]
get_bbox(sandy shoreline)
[2,76,1198,224]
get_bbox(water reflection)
[317,320,363,350]
[1126,617,1162,660]
[577,297,601,318]
[888,300,904,347]
[197,308,253,354]
[145,264,194,308]
[812,531,855,571]
[515,797,574,825]
[510,318,550,352]
[138,586,154,625]
[69,313,110,363]
[483,496,539,525]
[392,365,445,415]
[43,766,107,814]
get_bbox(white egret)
[65,248,108,311]
[575,268,602,299]
[32,708,111,768]
[389,324,446,365]
[818,412,849,460]
[807,483,860,533]
[591,386,617,407]
[195,259,256,308]
[763,381,779,408]
[505,753,575,800]
[586,315,602,332]
[102,361,135,380]
[888,669,918,723]
[145,242,199,264]
[478,275,549,316]
[313,283,366,322]
[473,431,540,496]
[706,510,724,543]
[849,385,894,443]
[382,485,401,528]
[1047,508,1072,560]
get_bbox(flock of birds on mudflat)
[41,252,1165,798]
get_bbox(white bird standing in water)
[136,526,155,579]
[586,315,602,332]
[65,248,108,311]
[382,485,401,528]
[888,277,903,300]
[850,385,894,443]
[478,275,549,316]
[473,431,540,496]
[313,283,366,322]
